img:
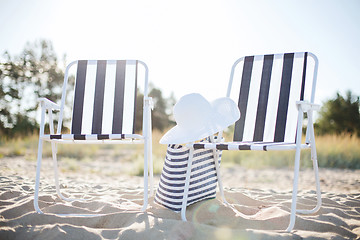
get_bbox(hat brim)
[160,97,240,144]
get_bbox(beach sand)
[1,156,360,240]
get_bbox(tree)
[149,86,173,131]
[1,40,175,137]
[0,40,65,137]
[316,90,360,136]
[134,85,176,133]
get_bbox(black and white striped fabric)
[192,141,310,151]
[234,52,309,143]
[193,52,312,150]
[155,144,222,212]
[45,60,140,141]
[42,133,141,141]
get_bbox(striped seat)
[34,60,153,215]
[188,52,322,232]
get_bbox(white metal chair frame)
[180,135,227,222]
[34,60,153,216]
[184,52,321,232]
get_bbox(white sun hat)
[159,93,240,144]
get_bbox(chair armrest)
[144,97,154,110]
[296,101,320,112]
[39,98,60,111]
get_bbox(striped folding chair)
[187,52,321,231]
[34,60,153,215]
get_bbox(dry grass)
[220,133,360,169]
[1,132,359,175]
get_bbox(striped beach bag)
[155,142,222,212]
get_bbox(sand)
[1,156,360,240]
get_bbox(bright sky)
[1,0,359,104]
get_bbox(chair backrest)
[227,52,318,143]
[57,60,149,135]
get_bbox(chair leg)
[286,146,301,232]
[296,140,321,214]
[296,112,321,215]
[148,132,154,197]
[181,146,194,221]
[141,137,149,212]
[311,149,322,211]
[35,140,105,217]
[141,101,152,211]
[210,135,228,205]
[34,139,44,214]
[213,149,228,205]
[286,108,303,232]
[149,112,154,197]
[51,142,86,202]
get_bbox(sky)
[0,0,359,105]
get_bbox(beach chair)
[34,60,153,215]
[187,52,321,231]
